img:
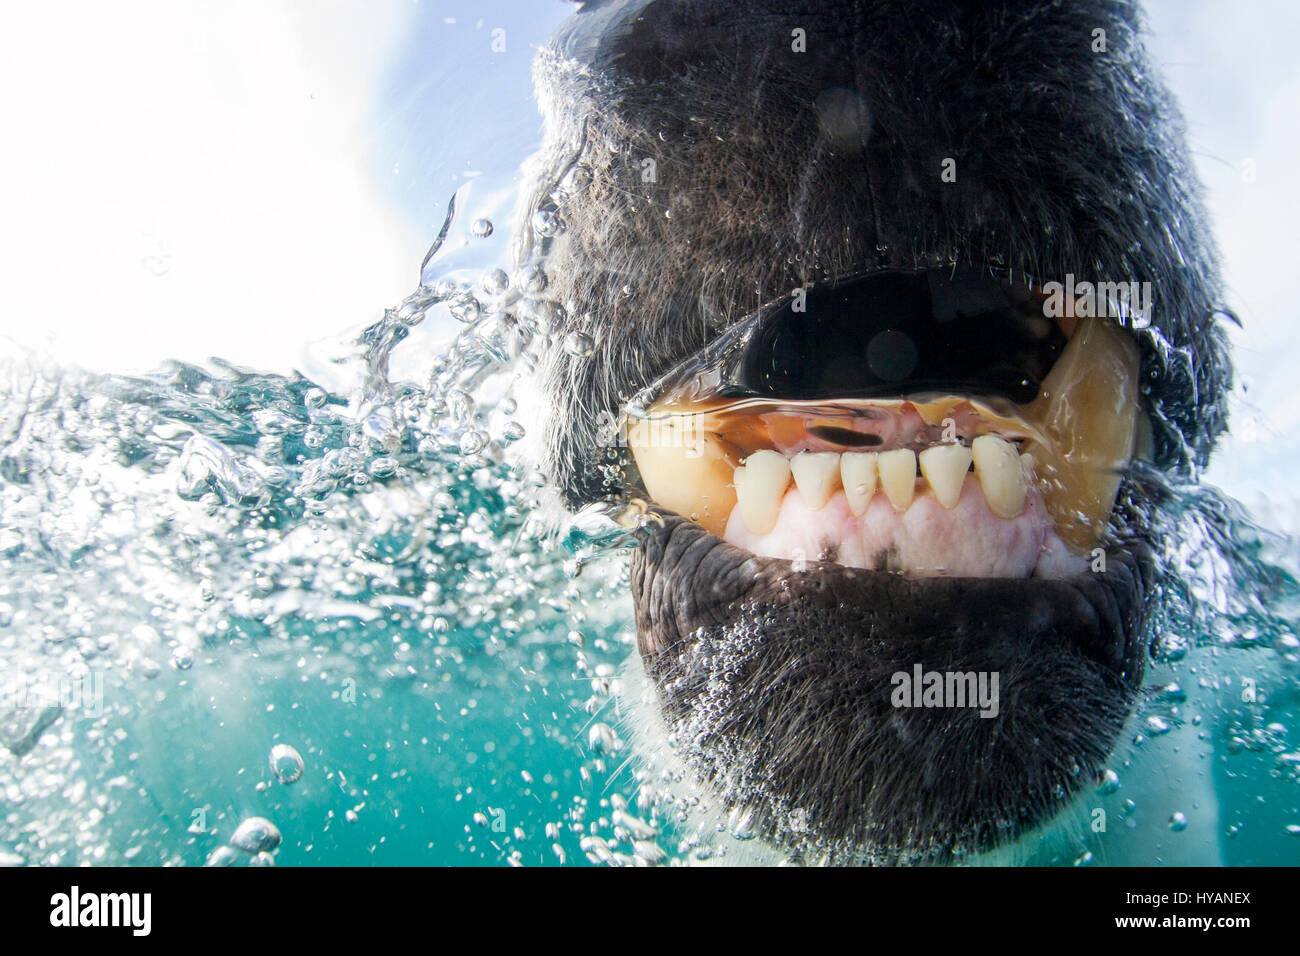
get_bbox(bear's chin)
[624,508,1151,864]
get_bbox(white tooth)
[790,451,840,510]
[918,444,972,509]
[839,452,878,516]
[877,449,917,512]
[972,435,1029,519]
[733,449,791,535]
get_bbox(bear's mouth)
[625,269,1146,579]
[619,268,1155,861]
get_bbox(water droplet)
[480,268,509,295]
[521,265,547,293]
[557,164,591,199]
[449,293,481,324]
[471,218,493,238]
[459,430,488,456]
[269,744,304,785]
[501,421,525,442]
[1169,812,1188,832]
[446,389,475,422]
[532,207,563,238]
[230,817,282,853]
[563,332,595,357]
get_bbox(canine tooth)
[840,452,878,516]
[971,435,1028,518]
[1026,315,1139,550]
[790,451,840,509]
[626,414,738,537]
[733,450,791,535]
[877,449,917,512]
[918,444,972,509]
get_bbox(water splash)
[0,189,654,867]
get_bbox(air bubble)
[471,218,493,238]
[1097,769,1120,794]
[204,846,239,867]
[728,806,758,841]
[588,722,620,754]
[230,817,282,853]
[269,744,304,785]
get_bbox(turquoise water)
[0,189,1298,867]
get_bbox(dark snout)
[631,511,1152,861]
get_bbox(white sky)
[1144,0,1300,516]
[0,0,423,373]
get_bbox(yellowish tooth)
[840,452,878,516]
[626,416,738,537]
[1025,315,1139,550]
[790,451,841,510]
[733,449,792,535]
[918,444,972,509]
[878,448,917,512]
[971,435,1028,519]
